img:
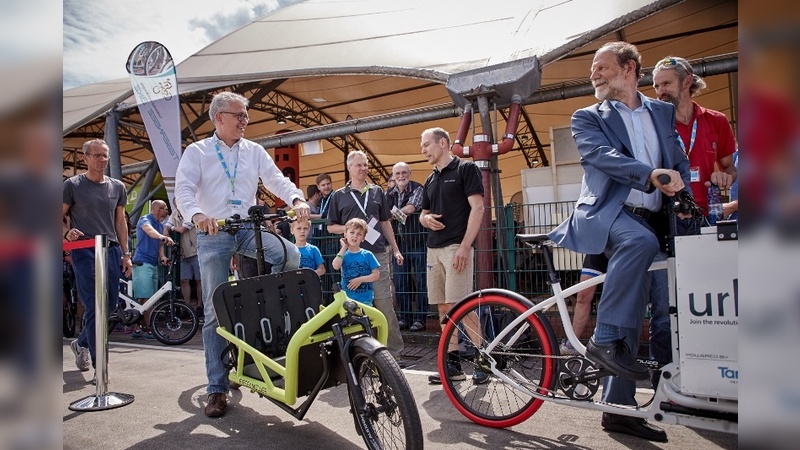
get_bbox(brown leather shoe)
[204,393,227,418]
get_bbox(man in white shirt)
[175,91,310,418]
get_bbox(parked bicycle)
[109,240,199,345]
[63,253,81,338]
[435,178,738,434]
[212,205,423,450]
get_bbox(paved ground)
[63,329,737,449]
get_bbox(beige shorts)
[426,244,474,305]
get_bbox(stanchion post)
[95,234,109,394]
[68,234,134,411]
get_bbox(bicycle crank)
[558,357,606,401]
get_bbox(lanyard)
[677,118,698,156]
[319,195,330,215]
[214,139,239,195]
[349,187,370,218]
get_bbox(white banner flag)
[126,41,181,205]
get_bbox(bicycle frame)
[486,260,668,359]
[118,279,173,317]
[216,288,388,414]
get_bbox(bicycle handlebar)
[216,207,296,229]
[657,174,702,217]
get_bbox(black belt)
[108,241,119,247]
[623,205,653,220]
[132,262,143,266]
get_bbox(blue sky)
[62,0,302,90]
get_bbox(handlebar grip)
[657,174,671,185]
[286,210,296,218]
[216,218,226,227]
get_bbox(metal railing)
[308,201,596,321]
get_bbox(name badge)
[228,198,243,211]
[689,166,700,183]
[365,216,381,245]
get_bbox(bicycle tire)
[351,347,423,450]
[149,300,199,345]
[438,293,557,428]
[63,286,76,338]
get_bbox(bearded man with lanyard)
[175,91,310,419]
[652,56,736,233]
[326,150,406,361]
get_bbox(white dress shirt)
[175,134,303,221]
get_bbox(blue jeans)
[71,245,122,368]
[197,228,299,395]
[393,246,428,324]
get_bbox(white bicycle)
[110,244,199,345]
[436,188,738,434]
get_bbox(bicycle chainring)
[558,357,600,401]
[120,308,142,325]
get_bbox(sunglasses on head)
[656,57,693,75]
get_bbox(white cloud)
[63,0,296,90]
[0,0,61,62]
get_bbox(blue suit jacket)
[549,96,690,255]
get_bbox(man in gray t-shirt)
[63,139,131,378]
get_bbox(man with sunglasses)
[175,91,310,418]
[653,56,737,232]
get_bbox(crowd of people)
[64,42,738,442]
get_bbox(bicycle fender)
[349,336,386,357]
[441,288,537,324]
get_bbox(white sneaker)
[70,340,90,372]
[559,339,579,356]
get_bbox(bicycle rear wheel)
[150,300,199,345]
[438,293,557,428]
[351,347,423,450]
[63,285,77,338]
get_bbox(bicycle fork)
[332,301,381,438]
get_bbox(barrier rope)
[63,239,99,252]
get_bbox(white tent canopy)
[63,0,738,202]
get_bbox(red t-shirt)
[676,102,736,213]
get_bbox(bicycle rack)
[68,235,135,411]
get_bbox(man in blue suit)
[549,42,691,442]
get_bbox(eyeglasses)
[220,111,250,122]
[655,57,692,75]
[86,153,109,159]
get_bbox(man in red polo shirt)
[653,56,736,232]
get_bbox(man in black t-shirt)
[418,127,487,385]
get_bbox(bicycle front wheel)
[438,293,557,428]
[150,300,199,345]
[351,347,423,450]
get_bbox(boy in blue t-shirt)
[331,218,379,306]
[292,219,325,277]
